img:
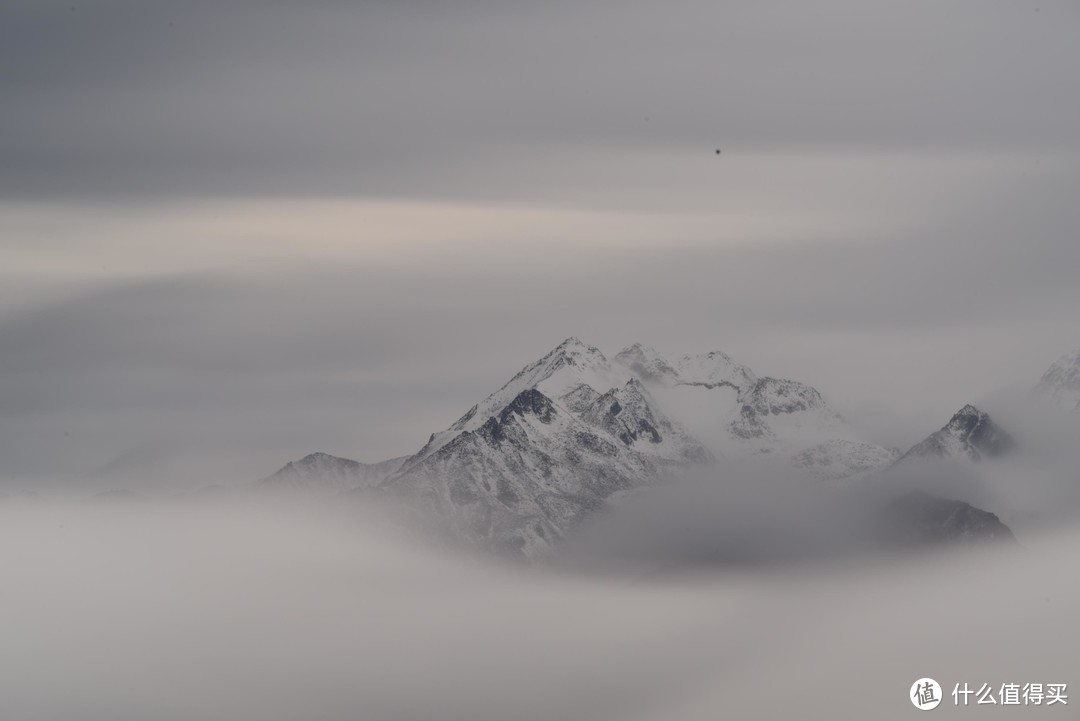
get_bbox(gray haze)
[2,0,1079,490]
[1,498,1077,720]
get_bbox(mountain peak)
[952,404,985,422]
[509,337,610,391]
[553,336,603,358]
[410,338,616,463]
[384,338,860,557]
[260,452,406,494]
[288,452,360,471]
[613,343,678,382]
[793,439,900,482]
[877,491,1016,546]
[529,337,609,379]
[897,404,1014,464]
[298,451,349,463]
[674,351,757,389]
[1034,348,1080,410]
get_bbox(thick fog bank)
[0,499,1075,720]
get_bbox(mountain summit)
[612,343,756,389]
[1034,348,1080,411]
[896,405,1014,464]
[261,452,406,494]
[375,338,888,558]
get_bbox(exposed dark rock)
[877,491,1016,546]
[499,388,557,424]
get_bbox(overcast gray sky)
[2,0,1078,491]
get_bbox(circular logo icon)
[910,678,942,710]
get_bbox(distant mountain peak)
[897,404,1014,464]
[954,404,983,419]
[413,338,617,462]
[510,337,609,386]
[549,336,606,364]
[260,452,406,494]
[614,343,674,375]
[726,377,843,443]
[793,439,900,482]
[616,341,657,356]
[612,343,758,390]
[613,343,679,382]
[375,338,862,558]
[293,451,359,469]
[1034,348,1080,410]
[674,351,757,389]
[740,377,827,416]
[877,491,1016,546]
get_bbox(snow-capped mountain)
[793,440,901,482]
[729,377,849,447]
[895,405,1014,464]
[576,378,710,462]
[613,343,756,389]
[1034,348,1080,411]
[614,343,856,457]
[379,340,711,557]
[404,338,632,468]
[378,338,876,558]
[261,452,407,494]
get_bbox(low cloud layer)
[0,498,1076,720]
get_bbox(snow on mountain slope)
[895,405,1014,465]
[612,344,859,458]
[260,452,407,494]
[793,440,901,482]
[673,351,758,389]
[646,374,855,459]
[406,338,633,468]
[577,379,710,463]
[612,343,681,383]
[380,388,684,558]
[730,377,851,451]
[1034,349,1080,411]
[612,344,756,389]
[379,339,871,558]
